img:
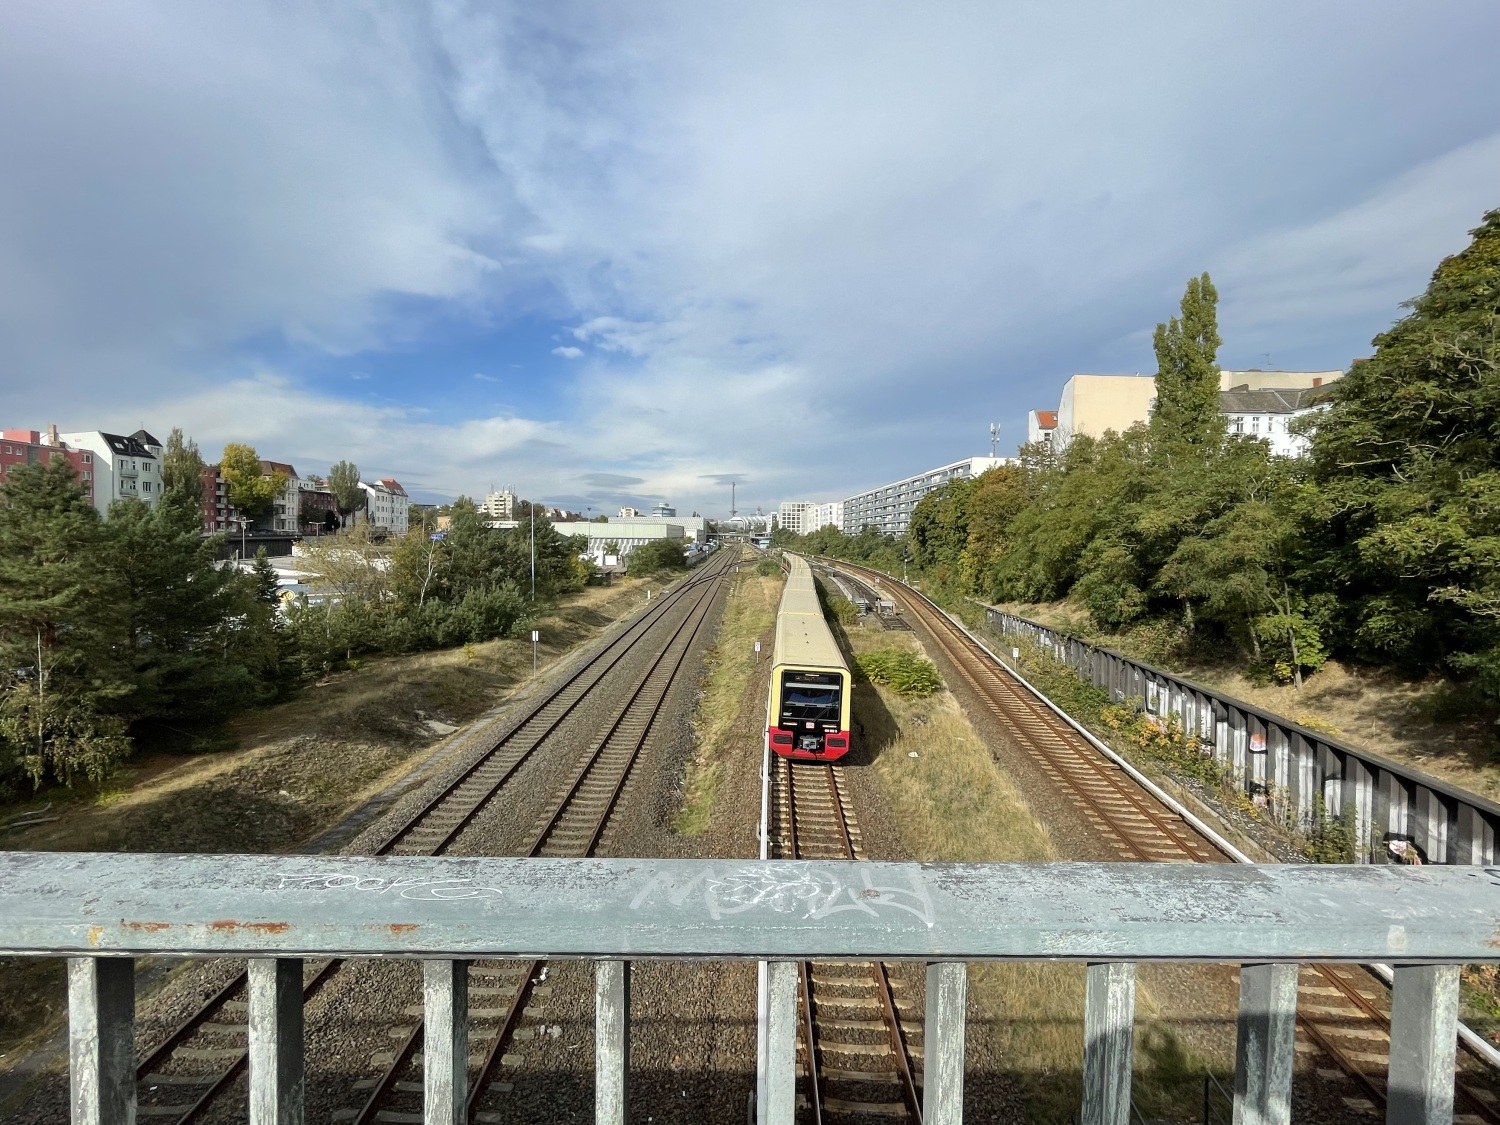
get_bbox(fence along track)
[771,759,924,1123]
[353,554,730,1125]
[825,558,1500,1124]
[130,552,735,1125]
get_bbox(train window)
[780,672,842,722]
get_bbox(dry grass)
[676,564,782,835]
[838,611,1204,1123]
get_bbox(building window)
[82,471,91,481]
[82,453,91,463]
[142,481,152,493]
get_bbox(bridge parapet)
[4,851,1496,1124]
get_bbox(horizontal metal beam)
[6,853,1500,962]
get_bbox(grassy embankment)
[0,575,654,1064]
[825,587,1218,1124]
[676,561,785,835]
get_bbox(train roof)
[773,555,849,673]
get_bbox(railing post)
[762,960,799,1125]
[68,956,135,1125]
[1386,964,1460,1125]
[423,959,469,1125]
[1081,961,1135,1125]
[924,962,968,1125]
[595,960,629,1125]
[249,957,304,1125]
[1232,963,1297,1125]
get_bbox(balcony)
[2,852,1494,1125]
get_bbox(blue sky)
[1,2,1498,514]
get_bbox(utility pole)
[730,481,736,519]
[989,422,1001,458]
[529,504,536,601]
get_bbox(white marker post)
[531,630,539,678]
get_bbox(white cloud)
[3,2,1498,514]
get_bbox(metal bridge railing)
[4,850,1497,1125]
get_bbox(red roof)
[377,478,407,496]
[1035,411,1057,429]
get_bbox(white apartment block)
[360,478,410,535]
[777,501,817,536]
[481,489,517,519]
[842,456,1009,537]
[59,429,164,516]
[1220,386,1334,457]
[810,501,844,532]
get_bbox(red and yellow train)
[766,554,852,761]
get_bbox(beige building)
[1054,374,1157,448]
[1048,369,1344,449]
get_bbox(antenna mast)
[989,422,1001,458]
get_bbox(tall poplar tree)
[1150,272,1225,454]
[161,427,206,507]
[328,460,365,528]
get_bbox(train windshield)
[780,672,842,722]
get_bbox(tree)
[328,460,365,528]
[1308,207,1500,702]
[391,526,448,610]
[0,460,130,790]
[99,494,264,725]
[161,427,206,507]
[220,443,280,524]
[628,538,688,574]
[1150,272,1225,456]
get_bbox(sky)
[1,2,1497,516]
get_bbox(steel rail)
[131,552,735,1125]
[825,557,1500,1122]
[778,759,924,1124]
[352,552,731,1125]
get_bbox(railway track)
[130,550,736,1125]
[770,759,924,1124]
[824,558,1500,1124]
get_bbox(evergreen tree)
[99,494,261,726]
[1150,272,1225,455]
[0,461,130,789]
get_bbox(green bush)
[628,539,688,575]
[856,649,942,696]
[756,558,782,577]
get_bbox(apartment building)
[58,429,164,516]
[1041,370,1345,450]
[1026,410,1057,448]
[481,489,517,519]
[1,427,95,506]
[777,501,817,536]
[1220,385,1335,457]
[810,501,843,533]
[360,478,410,535]
[842,456,1008,537]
